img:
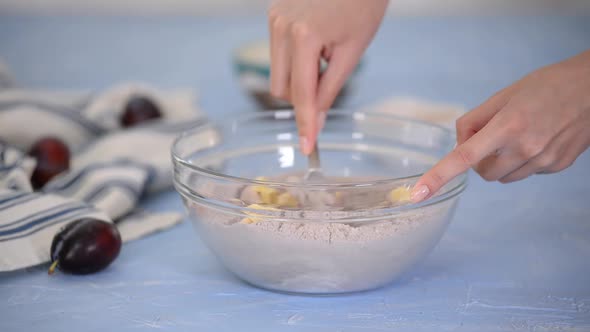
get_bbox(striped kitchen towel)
[0,70,217,271]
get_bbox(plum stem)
[48,260,59,275]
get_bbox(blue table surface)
[1,15,589,332]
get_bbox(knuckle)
[267,13,276,24]
[454,146,475,167]
[455,117,473,144]
[478,169,497,182]
[519,140,545,159]
[534,151,557,169]
[267,5,280,21]
[270,89,286,100]
[488,88,508,103]
[499,105,533,134]
[278,90,291,103]
[546,158,574,173]
[428,171,445,189]
[272,15,289,33]
[475,162,497,182]
[294,109,309,127]
[296,124,307,138]
[318,98,331,113]
[269,81,288,99]
[455,115,468,131]
[503,115,526,137]
[291,22,312,40]
[542,164,559,173]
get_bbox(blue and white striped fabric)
[0,66,216,272]
[0,189,111,269]
[0,141,35,192]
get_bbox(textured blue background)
[0,15,589,331]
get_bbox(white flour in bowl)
[189,197,455,293]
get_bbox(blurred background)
[0,0,589,120]
[1,0,590,16]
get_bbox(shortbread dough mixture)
[190,174,452,293]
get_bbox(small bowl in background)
[233,40,362,110]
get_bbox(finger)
[269,14,291,99]
[411,118,508,202]
[500,126,587,183]
[317,45,362,112]
[281,86,292,104]
[318,110,327,133]
[473,154,497,176]
[321,46,334,61]
[500,153,543,183]
[456,87,513,145]
[290,24,322,155]
[474,148,528,182]
[545,127,590,173]
[500,134,566,183]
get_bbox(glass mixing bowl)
[172,110,466,294]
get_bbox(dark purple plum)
[120,96,162,127]
[48,219,122,275]
[28,137,70,190]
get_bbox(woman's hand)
[411,50,590,202]
[268,0,389,154]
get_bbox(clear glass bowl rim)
[172,110,467,221]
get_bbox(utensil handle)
[308,142,321,169]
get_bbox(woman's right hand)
[410,49,590,203]
[268,0,389,155]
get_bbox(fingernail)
[318,112,327,131]
[299,136,310,155]
[411,185,430,203]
